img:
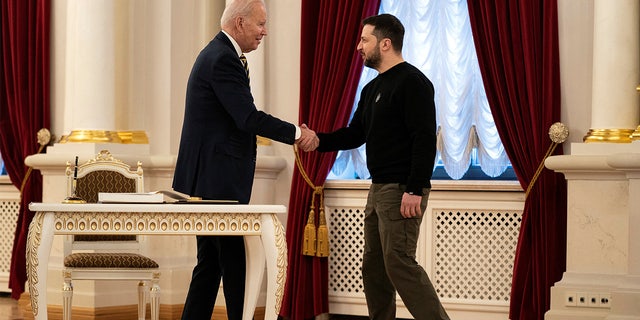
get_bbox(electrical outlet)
[576,292,589,307]
[564,292,577,306]
[587,293,600,307]
[599,293,611,308]
[565,291,611,308]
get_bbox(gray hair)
[220,0,265,28]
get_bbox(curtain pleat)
[280,1,380,318]
[467,1,567,319]
[0,0,51,300]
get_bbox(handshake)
[295,124,319,152]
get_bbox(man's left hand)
[296,123,319,151]
[400,192,422,218]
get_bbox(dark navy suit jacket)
[173,32,295,204]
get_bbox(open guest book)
[98,190,238,204]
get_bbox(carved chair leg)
[62,271,73,320]
[150,272,161,320]
[137,281,147,320]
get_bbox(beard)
[363,44,381,69]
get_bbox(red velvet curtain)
[0,0,50,299]
[467,1,566,319]
[280,1,380,319]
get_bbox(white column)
[63,0,116,132]
[589,0,640,132]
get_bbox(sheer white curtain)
[329,0,510,180]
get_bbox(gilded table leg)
[260,213,287,320]
[26,212,55,320]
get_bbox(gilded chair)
[62,150,160,320]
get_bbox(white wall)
[263,0,303,213]
[558,0,595,152]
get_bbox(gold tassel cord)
[19,129,52,197]
[525,122,569,198]
[293,144,329,257]
[19,144,45,195]
[525,142,558,198]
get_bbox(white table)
[27,202,288,320]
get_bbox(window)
[0,153,5,175]
[327,0,514,181]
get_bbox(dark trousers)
[181,235,246,320]
[362,183,449,320]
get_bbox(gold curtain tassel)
[316,206,329,257]
[302,204,317,256]
[294,145,330,258]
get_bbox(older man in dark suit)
[172,0,318,319]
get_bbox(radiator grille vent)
[327,206,521,305]
[0,200,20,274]
[328,207,365,295]
[434,210,521,302]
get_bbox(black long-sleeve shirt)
[318,62,437,194]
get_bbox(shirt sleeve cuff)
[406,185,424,196]
[295,125,301,140]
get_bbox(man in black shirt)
[312,14,449,320]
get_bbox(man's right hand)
[296,124,319,152]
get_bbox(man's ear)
[235,16,244,33]
[380,38,393,52]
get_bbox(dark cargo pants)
[362,183,449,320]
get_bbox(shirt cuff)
[406,184,424,196]
[295,126,301,140]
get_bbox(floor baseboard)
[18,293,266,320]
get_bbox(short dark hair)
[362,14,405,52]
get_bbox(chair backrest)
[64,150,143,250]
[66,149,143,203]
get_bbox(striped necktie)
[239,54,250,80]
